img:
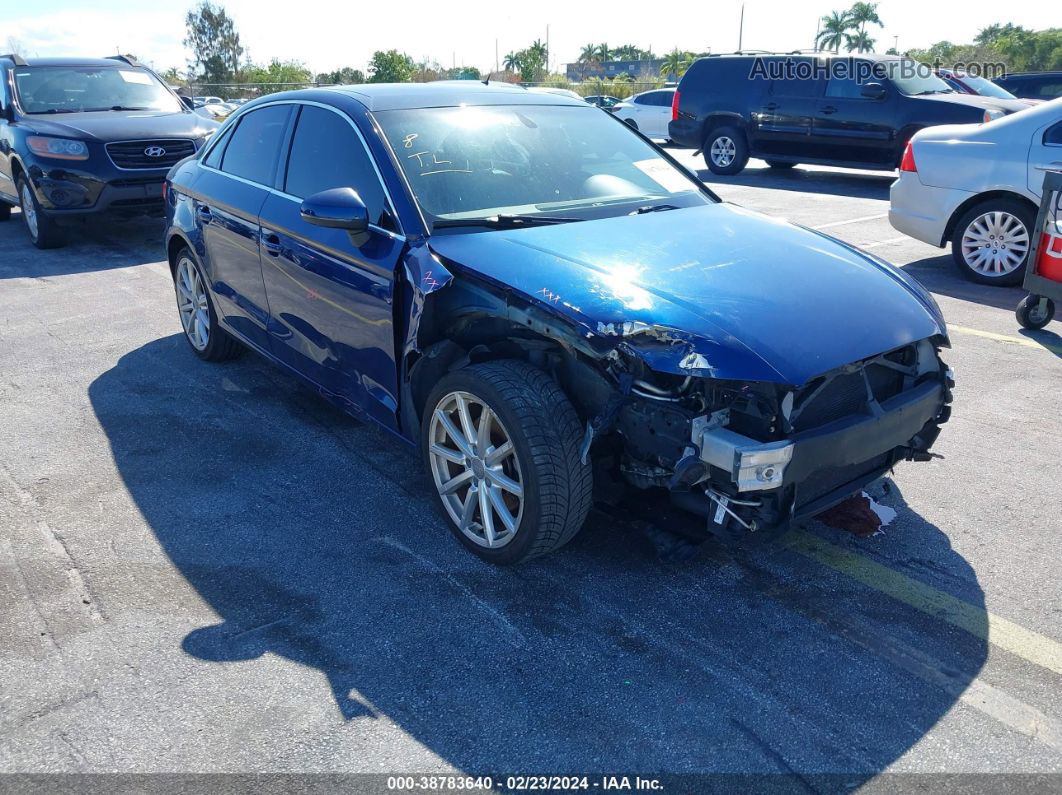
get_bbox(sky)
[1,0,1058,77]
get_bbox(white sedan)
[611,89,676,141]
[889,98,1062,285]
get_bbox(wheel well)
[166,234,190,276]
[702,114,745,144]
[943,191,1038,246]
[10,158,24,186]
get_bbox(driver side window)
[283,105,387,226]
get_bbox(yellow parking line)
[949,324,1062,356]
[782,529,1062,676]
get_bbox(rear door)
[813,66,898,165]
[637,91,673,138]
[195,103,293,352]
[753,60,825,158]
[258,103,405,430]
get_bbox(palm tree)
[844,31,876,53]
[849,2,882,38]
[502,51,521,72]
[595,43,611,62]
[660,49,692,79]
[578,43,598,63]
[816,10,854,53]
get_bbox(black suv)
[670,53,1029,175]
[992,71,1062,101]
[0,54,218,248]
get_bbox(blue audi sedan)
[164,83,953,564]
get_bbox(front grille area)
[106,139,196,169]
[796,452,892,509]
[791,345,915,433]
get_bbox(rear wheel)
[951,199,1035,286]
[704,126,749,175]
[421,360,592,565]
[172,249,243,361]
[17,178,64,249]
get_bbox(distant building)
[565,58,669,82]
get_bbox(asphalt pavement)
[1,152,1060,785]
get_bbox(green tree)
[975,23,1029,47]
[848,2,882,39]
[816,10,854,53]
[502,51,521,72]
[448,66,481,80]
[844,31,876,53]
[183,1,244,83]
[239,59,311,92]
[595,43,611,62]
[660,49,693,78]
[315,67,366,85]
[367,50,416,83]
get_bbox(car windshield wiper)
[78,106,152,112]
[27,108,77,114]
[630,203,680,215]
[432,213,584,230]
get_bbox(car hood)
[427,203,946,385]
[913,92,1030,115]
[19,110,217,142]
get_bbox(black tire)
[703,126,749,175]
[765,160,797,169]
[0,202,11,221]
[172,247,243,361]
[420,360,593,565]
[951,198,1036,286]
[16,177,64,249]
[1016,295,1055,330]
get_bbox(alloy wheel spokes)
[176,259,209,350]
[962,211,1029,275]
[427,391,523,549]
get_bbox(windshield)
[883,60,955,96]
[375,104,711,228]
[954,73,1017,100]
[13,66,183,114]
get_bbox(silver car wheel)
[427,390,524,549]
[20,184,38,240]
[961,211,1030,276]
[175,256,210,351]
[710,136,736,167]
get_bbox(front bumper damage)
[613,340,953,541]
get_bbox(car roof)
[3,57,143,68]
[313,82,589,111]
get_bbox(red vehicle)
[936,68,1042,107]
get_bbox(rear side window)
[283,105,386,224]
[1045,121,1062,146]
[1035,80,1062,99]
[220,104,292,186]
[826,74,868,99]
[772,75,825,98]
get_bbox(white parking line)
[812,213,888,231]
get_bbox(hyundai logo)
[143,146,167,158]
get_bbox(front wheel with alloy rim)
[17,178,64,249]
[421,360,592,564]
[704,126,749,175]
[172,249,243,361]
[951,199,1035,286]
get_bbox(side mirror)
[180,96,195,110]
[861,82,886,100]
[300,187,370,242]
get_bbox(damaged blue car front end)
[413,201,952,539]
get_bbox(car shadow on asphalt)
[88,335,989,779]
[691,166,894,201]
[0,212,163,278]
[901,253,1031,312]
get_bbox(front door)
[813,68,897,166]
[258,103,405,430]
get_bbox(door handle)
[196,204,212,223]
[820,106,838,115]
[261,232,282,256]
